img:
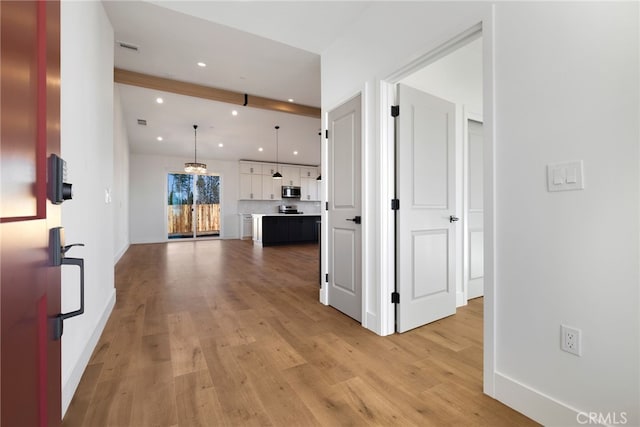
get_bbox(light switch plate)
[547,160,584,192]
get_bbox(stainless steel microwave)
[281,185,301,198]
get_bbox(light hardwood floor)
[62,240,537,426]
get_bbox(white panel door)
[397,84,456,333]
[466,119,484,299]
[328,95,361,322]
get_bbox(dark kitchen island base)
[256,215,320,246]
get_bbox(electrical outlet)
[561,325,582,356]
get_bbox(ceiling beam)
[114,68,321,119]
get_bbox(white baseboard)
[456,291,467,307]
[61,289,116,417]
[114,242,129,264]
[494,372,594,426]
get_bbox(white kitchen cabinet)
[281,166,301,186]
[262,164,277,176]
[300,177,319,201]
[239,161,262,175]
[300,167,318,179]
[239,213,253,239]
[261,175,282,200]
[239,173,262,199]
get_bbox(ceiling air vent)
[117,41,139,52]
[137,119,147,126]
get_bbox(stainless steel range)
[278,204,302,214]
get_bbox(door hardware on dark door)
[49,227,85,340]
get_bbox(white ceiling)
[103,1,370,164]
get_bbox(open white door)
[327,95,362,322]
[466,119,484,299]
[396,84,456,333]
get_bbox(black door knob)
[346,216,361,224]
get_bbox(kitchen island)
[252,214,321,246]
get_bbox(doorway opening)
[167,172,221,239]
[392,28,484,332]
[380,21,495,394]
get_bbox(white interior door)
[328,95,362,322]
[466,119,484,299]
[396,84,456,333]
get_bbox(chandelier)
[184,124,207,174]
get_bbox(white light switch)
[553,168,565,185]
[547,161,584,192]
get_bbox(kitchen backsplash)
[238,200,322,214]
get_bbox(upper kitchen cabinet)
[300,167,318,179]
[238,161,318,201]
[239,161,263,175]
[239,173,262,200]
[262,164,278,176]
[262,175,282,201]
[300,167,320,201]
[300,177,319,201]
[281,166,301,187]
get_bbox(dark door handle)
[53,257,85,340]
[48,227,86,340]
[346,216,361,224]
[449,215,460,223]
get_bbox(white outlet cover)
[561,324,582,356]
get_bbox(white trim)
[482,5,496,397]
[494,372,596,426]
[385,24,482,84]
[113,242,130,264]
[378,80,397,336]
[319,109,328,306]
[61,288,116,416]
[360,86,369,327]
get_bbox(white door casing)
[396,84,457,333]
[465,117,484,300]
[327,94,362,322]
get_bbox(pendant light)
[184,124,207,174]
[316,130,322,181]
[272,125,283,179]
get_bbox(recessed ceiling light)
[293,151,298,155]
[218,143,224,148]
[197,62,206,67]
[288,98,294,103]
[258,147,263,152]
[231,110,238,116]
[156,97,163,104]
[157,136,163,141]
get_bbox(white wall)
[60,0,116,416]
[130,154,240,242]
[401,37,483,115]
[113,85,130,262]
[494,3,638,425]
[321,2,639,426]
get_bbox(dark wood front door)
[1,1,62,426]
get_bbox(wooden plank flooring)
[62,240,537,426]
